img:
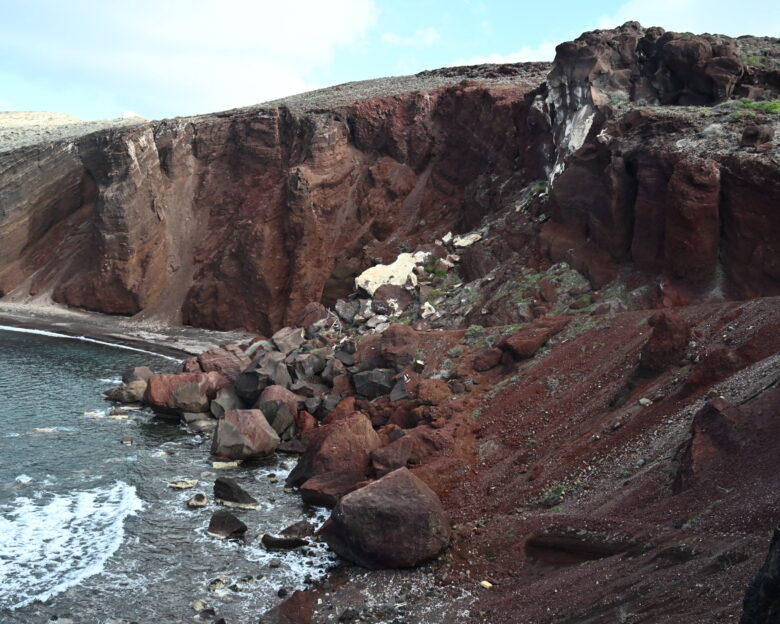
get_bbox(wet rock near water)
[320,468,451,569]
[213,477,259,510]
[207,511,247,540]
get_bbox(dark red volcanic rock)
[319,467,451,569]
[143,372,229,414]
[285,412,381,487]
[299,471,368,508]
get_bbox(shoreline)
[0,302,254,359]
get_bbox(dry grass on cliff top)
[0,111,148,153]
[0,63,551,153]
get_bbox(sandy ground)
[0,300,253,357]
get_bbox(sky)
[1,0,777,121]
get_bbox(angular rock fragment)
[207,510,247,539]
[272,327,305,355]
[214,477,260,510]
[211,409,280,460]
[353,369,396,399]
[300,471,367,508]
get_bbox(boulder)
[353,369,396,399]
[740,124,774,149]
[640,310,690,373]
[214,477,259,510]
[187,493,208,508]
[211,409,280,460]
[371,436,416,477]
[197,345,251,382]
[300,471,368,508]
[280,520,316,538]
[290,353,326,381]
[321,358,347,384]
[272,327,305,355]
[354,252,429,296]
[144,372,230,414]
[234,352,292,404]
[105,380,147,403]
[122,366,154,384]
[472,347,503,372]
[207,510,247,539]
[210,386,245,419]
[257,385,305,419]
[380,324,419,371]
[286,413,381,487]
[320,468,451,568]
[499,318,569,360]
[294,302,328,329]
[259,590,316,624]
[182,356,202,373]
[294,410,318,439]
[335,299,359,324]
[261,534,308,550]
[371,284,413,316]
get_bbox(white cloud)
[455,41,557,65]
[381,27,441,47]
[596,0,780,37]
[0,0,378,118]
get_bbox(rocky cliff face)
[0,66,550,333]
[0,24,778,334]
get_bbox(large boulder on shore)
[211,409,280,460]
[105,379,147,403]
[286,413,381,487]
[143,372,230,414]
[122,366,154,384]
[320,468,451,569]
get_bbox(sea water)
[0,327,334,623]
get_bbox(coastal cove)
[0,327,333,623]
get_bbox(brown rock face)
[286,413,381,487]
[211,409,280,459]
[320,467,451,569]
[143,372,229,414]
[0,66,549,332]
[499,317,569,360]
[299,471,368,508]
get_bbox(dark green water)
[0,327,333,623]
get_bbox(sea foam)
[0,481,143,610]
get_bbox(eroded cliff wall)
[1,23,778,332]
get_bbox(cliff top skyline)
[1,0,778,121]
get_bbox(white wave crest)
[0,481,143,610]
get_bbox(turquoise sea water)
[0,327,332,623]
